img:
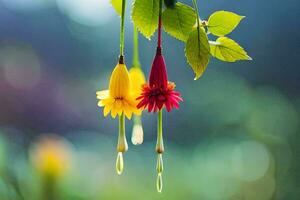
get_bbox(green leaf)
[185,28,210,80]
[162,2,196,42]
[111,0,122,15]
[207,11,245,36]
[210,37,252,62]
[132,0,159,39]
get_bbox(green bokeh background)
[0,0,299,199]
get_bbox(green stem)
[192,0,201,28]
[156,110,164,154]
[192,0,201,57]
[117,113,128,152]
[132,26,140,68]
[42,175,56,200]
[133,114,141,125]
[120,0,126,56]
[157,0,163,48]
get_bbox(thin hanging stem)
[157,0,163,48]
[156,110,164,154]
[192,0,201,57]
[192,0,201,28]
[117,113,127,152]
[120,0,126,57]
[119,113,125,143]
[156,110,164,193]
[132,26,140,67]
[116,113,127,175]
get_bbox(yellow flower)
[97,63,141,119]
[129,67,146,97]
[30,135,71,178]
[129,67,145,145]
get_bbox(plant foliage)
[111,0,251,79]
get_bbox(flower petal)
[96,90,109,99]
[103,104,111,116]
[111,103,118,118]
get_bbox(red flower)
[137,48,183,112]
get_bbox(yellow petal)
[133,108,142,116]
[103,104,111,117]
[111,103,118,118]
[124,107,132,119]
[109,63,130,98]
[129,67,146,96]
[96,90,109,100]
[98,100,105,107]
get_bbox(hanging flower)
[137,48,183,112]
[97,62,142,120]
[128,25,146,145]
[97,58,143,175]
[129,67,146,145]
[129,67,146,96]
[135,0,183,192]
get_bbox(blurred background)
[0,0,299,199]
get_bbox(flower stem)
[117,113,128,152]
[156,110,164,154]
[156,110,164,193]
[192,0,201,57]
[42,175,56,200]
[157,0,163,48]
[132,26,140,68]
[192,0,201,28]
[116,113,127,175]
[120,0,126,56]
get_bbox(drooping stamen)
[156,110,164,154]
[131,115,144,145]
[156,154,163,174]
[117,113,128,152]
[156,173,163,193]
[116,152,124,175]
[156,110,164,193]
[116,113,127,175]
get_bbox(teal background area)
[0,0,299,199]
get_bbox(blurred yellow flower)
[129,67,145,145]
[97,63,142,119]
[129,67,146,97]
[30,135,71,178]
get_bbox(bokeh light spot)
[0,45,41,90]
[232,140,270,182]
[246,87,298,140]
[56,0,114,26]
[192,140,240,200]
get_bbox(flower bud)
[109,63,130,98]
